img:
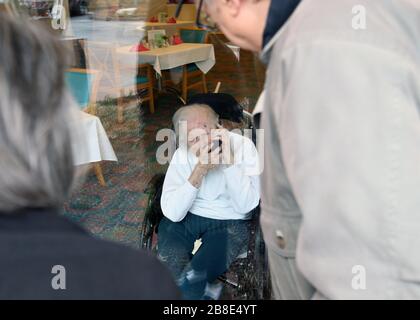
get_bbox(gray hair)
[172,103,219,136]
[0,14,76,213]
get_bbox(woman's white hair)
[172,103,219,136]
[0,14,77,213]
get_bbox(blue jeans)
[157,213,249,299]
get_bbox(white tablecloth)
[71,111,118,166]
[116,43,216,76]
[226,42,241,61]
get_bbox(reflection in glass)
[1,0,266,300]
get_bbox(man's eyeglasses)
[176,0,218,31]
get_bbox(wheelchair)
[139,94,271,300]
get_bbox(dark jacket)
[0,208,180,300]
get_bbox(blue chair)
[84,42,155,123]
[179,28,209,101]
[65,68,107,187]
[65,68,101,115]
[179,28,208,44]
[117,63,155,123]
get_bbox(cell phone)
[209,139,222,153]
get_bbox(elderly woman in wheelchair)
[157,103,260,300]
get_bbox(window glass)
[1,0,266,300]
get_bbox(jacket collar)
[260,0,301,64]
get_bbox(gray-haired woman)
[0,13,179,299]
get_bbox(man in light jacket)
[200,0,420,299]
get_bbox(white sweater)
[161,132,260,222]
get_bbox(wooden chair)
[179,27,209,102]
[84,41,120,98]
[85,41,155,124]
[119,63,155,122]
[65,68,107,187]
[65,68,101,114]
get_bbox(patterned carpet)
[63,38,266,251]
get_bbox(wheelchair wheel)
[139,209,155,250]
[235,209,272,300]
[139,174,165,251]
